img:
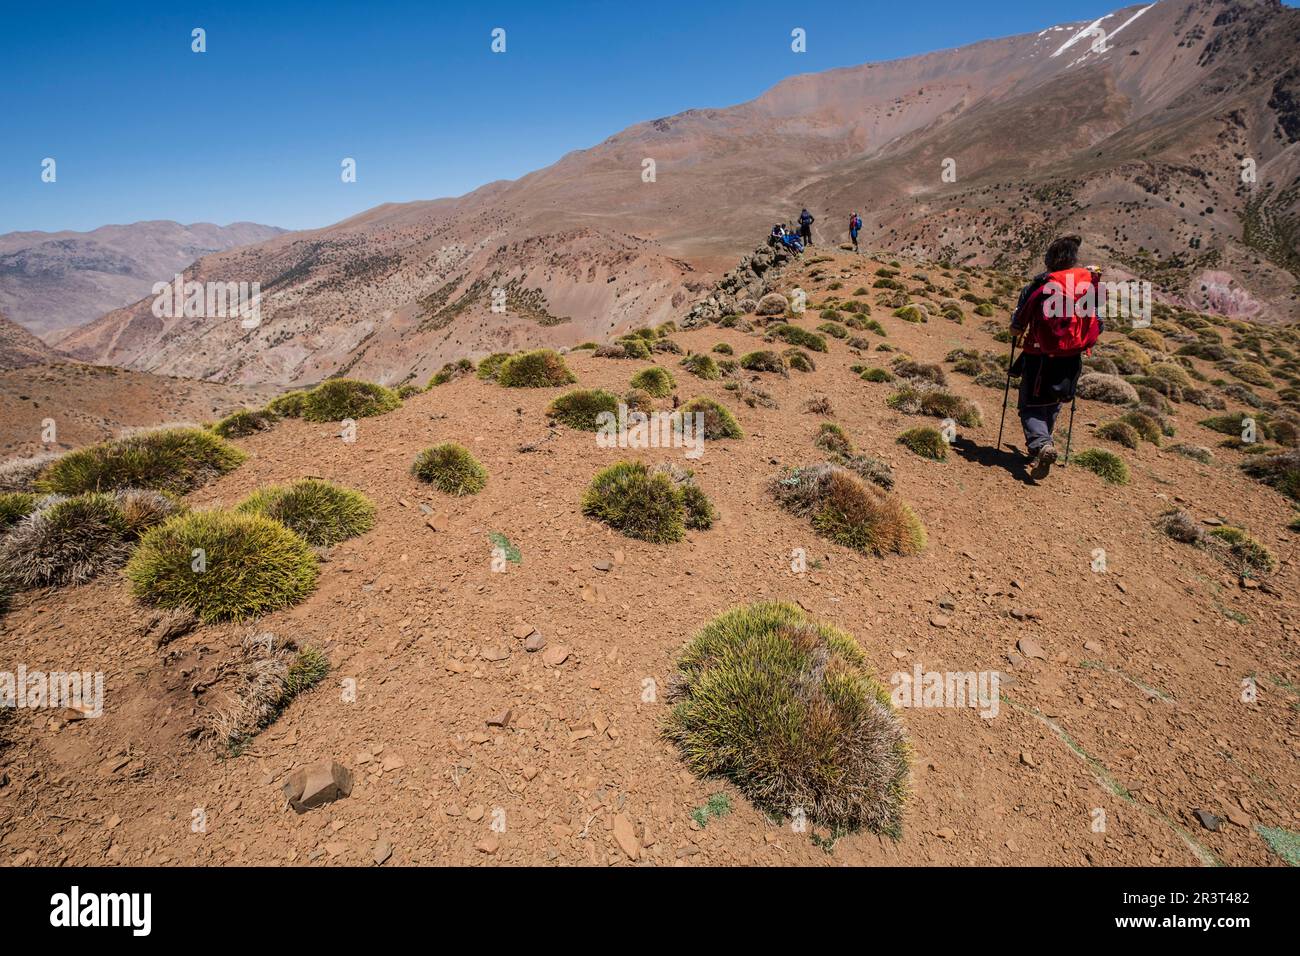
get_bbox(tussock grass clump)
[581,461,714,543]
[740,350,787,373]
[126,510,318,623]
[411,443,488,496]
[396,383,423,399]
[210,632,329,753]
[770,324,828,352]
[0,492,39,532]
[772,463,925,556]
[623,388,656,413]
[898,426,948,461]
[840,454,896,490]
[212,408,279,439]
[428,358,475,387]
[236,480,375,547]
[1072,449,1130,485]
[494,349,576,388]
[711,343,733,355]
[886,386,982,427]
[1119,411,1163,445]
[1170,443,1213,464]
[892,358,946,387]
[783,348,816,372]
[817,322,848,340]
[1156,509,1204,544]
[1205,526,1276,576]
[1096,420,1140,449]
[681,354,721,379]
[35,427,246,496]
[893,305,927,323]
[861,367,895,383]
[814,422,853,457]
[1200,412,1264,438]
[1240,450,1300,500]
[664,601,909,836]
[677,397,744,440]
[0,490,180,589]
[475,352,513,381]
[0,453,64,493]
[265,391,309,418]
[546,388,621,431]
[302,379,401,421]
[629,366,675,398]
[1076,373,1139,405]
[1229,362,1272,387]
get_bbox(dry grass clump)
[475,352,513,381]
[1119,410,1163,444]
[265,390,308,418]
[803,395,833,415]
[211,408,279,438]
[411,443,488,496]
[1169,443,1213,464]
[886,386,982,427]
[681,353,721,379]
[495,349,577,387]
[814,422,853,456]
[1076,373,1139,405]
[676,397,744,439]
[1156,510,1276,577]
[581,461,715,543]
[891,358,947,387]
[35,427,245,496]
[1229,362,1272,387]
[861,367,895,383]
[769,324,828,352]
[236,480,375,547]
[1096,420,1140,449]
[783,348,816,372]
[1240,450,1300,500]
[740,350,787,373]
[771,463,925,556]
[301,379,402,421]
[664,601,909,836]
[839,454,895,490]
[125,510,318,623]
[0,453,65,493]
[428,358,475,387]
[209,632,330,753]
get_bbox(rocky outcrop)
[681,242,797,327]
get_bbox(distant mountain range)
[53,0,1300,387]
[0,220,285,339]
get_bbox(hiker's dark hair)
[1044,235,1081,271]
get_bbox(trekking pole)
[996,337,1017,452]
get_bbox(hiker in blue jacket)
[849,212,862,252]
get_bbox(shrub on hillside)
[495,349,577,387]
[1230,362,1272,387]
[236,479,376,547]
[676,397,743,440]
[1169,443,1213,464]
[771,463,925,556]
[0,492,39,532]
[1119,410,1164,444]
[411,443,488,496]
[212,408,280,439]
[546,388,621,431]
[581,461,714,543]
[1205,526,1277,577]
[126,510,318,623]
[265,390,308,418]
[893,305,927,323]
[818,322,848,340]
[840,453,896,490]
[1240,450,1300,500]
[428,358,474,387]
[814,422,853,457]
[1076,373,1139,405]
[898,426,948,460]
[892,358,946,387]
[0,453,64,493]
[664,601,909,835]
[769,324,828,352]
[861,367,895,383]
[1072,449,1130,485]
[783,349,816,372]
[35,427,246,496]
[1096,420,1140,449]
[886,386,982,427]
[209,632,329,753]
[302,380,402,421]
[711,343,733,356]
[476,352,513,381]
[681,354,721,379]
[629,366,675,398]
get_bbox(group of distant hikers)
[768,211,1099,481]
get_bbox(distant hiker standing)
[848,211,862,252]
[1005,235,1102,480]
[799,209,815,246]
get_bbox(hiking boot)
[1028,442,1058,480]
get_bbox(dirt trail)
[2,249,1296,867]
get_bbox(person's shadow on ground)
[950,436,1034,485]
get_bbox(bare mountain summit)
[0,220,285,338]
[58,0,1300,387]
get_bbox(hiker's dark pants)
[850,229,859,249]
[1014,352,1082,455]
[800,225,812,245]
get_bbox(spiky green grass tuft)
[783,348,816,372]
[265,390,308,418]
[629,366,675,398]
[301,379,402,422]
[411,443,488,496]
[35,427,246,496]
[677,397,744,440]
[580,461,714,543]
[814,422,853,457]
[546,388,621,431]
[772,463,925,556]
[1096,420,1140,450]
[769,324,828,352]
[711,343,733,356]
[861,367,894,383]
[0,492,39,532]
[1072,449,1131,485]
[495,349,577,387]
[126,510,318,623]
[475,352,513,381]
[236,479,376,547]
[1205,526,1277,576]
[211,408,280,439]
[898,426,948,461]
[740,350,786,373]
[664,601,909,836]
[681,353,721,379]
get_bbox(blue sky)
[0,0,1285,234]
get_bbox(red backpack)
[1018,267,1101,357]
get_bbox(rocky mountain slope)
[0,311,61,370]
[3,248,1296,866]
[0,220,285,338]
[56,0,1299,389]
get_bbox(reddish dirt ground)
[1,249,1296,867]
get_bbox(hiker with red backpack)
[1001,235,1103,480]
[849,212,862,251]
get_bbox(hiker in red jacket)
[1007,235,1102,480]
